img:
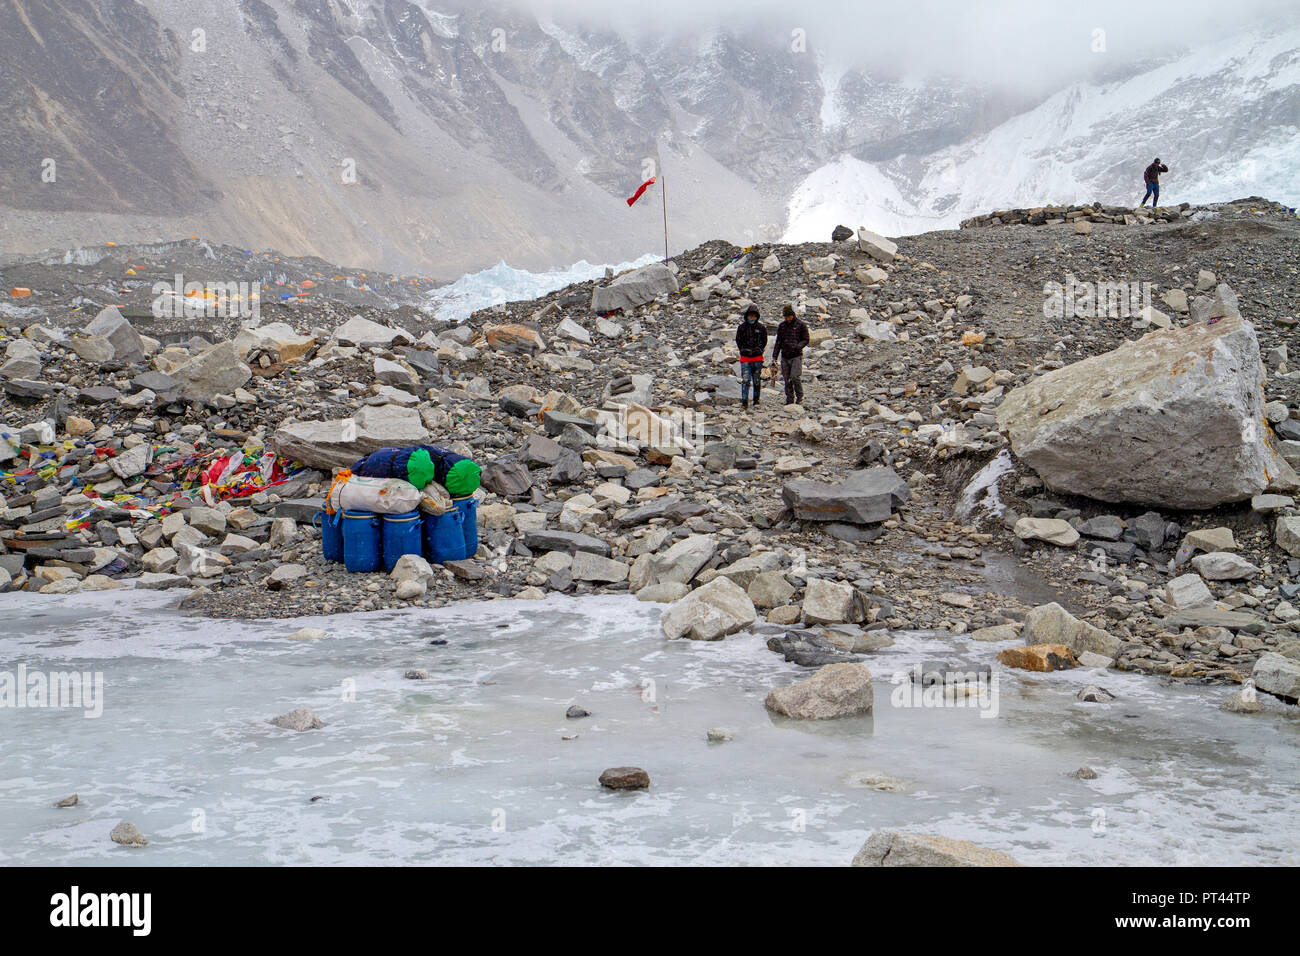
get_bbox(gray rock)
[1166,573,1215,609]
[1221,688,1264,713]
[109,444,151,479]
[109,821,148,846]
[661,577,756,641]
[270,707,324,731]
[170,341,252,404]
[271,404,429,470]
[802,577,859,624]
[1191,551,1259,581]
[1076,515,1125,540]
[782,467,909,525]
[1023,602,1121,658]
[648,534,716,586]
[856,228,898,263]
[334,315,411,348]
[747,569,795,608]
[84,306,145,363]
[522,530,610,556]
[635,581,690,603]
[481,460,533,496]
[1276,516,1300,557]
[598,766,650,790]
[1076,685,1117,702]
[590,262,678,313]
[851,830,1020,867]
[996,312,1298,507]
[570,551,629,583]
[1251,652,1300,704]
[764,662,873,719]
[1162,607,1263,632]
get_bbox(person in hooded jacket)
[735,305,768,408]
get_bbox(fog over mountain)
[0,0,1295,276]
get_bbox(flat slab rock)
[1162,607,1263,632]
[782,466,909,525]
[852,830,1021,867]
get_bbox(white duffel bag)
[326,475,422,515]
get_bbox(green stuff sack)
[405,449,436,490]
[444,458,481,497]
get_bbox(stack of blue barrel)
[314,444,482,574]
[315,496,478,572]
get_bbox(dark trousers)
[780,352,803,404]
[1141,183,1159,206]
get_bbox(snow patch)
[424,254,661,322]
[955,450,1014,522]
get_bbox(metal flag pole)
[661,172,669,262]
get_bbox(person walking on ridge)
[1139,157,1168,209]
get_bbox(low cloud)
[513,0,1298,94]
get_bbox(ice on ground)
[0,590,1296,866]
[425,254,660,322]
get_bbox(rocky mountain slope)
[3,1,1294,277]
[2,197,1299,704]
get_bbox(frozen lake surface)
[0,590,1296,866]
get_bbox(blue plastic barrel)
[342,509,381,573]
[314,509,344,563]
[453,496,478,559]
[382,510,423,572]
[425,508,467,563]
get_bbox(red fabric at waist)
[738,355,764,362]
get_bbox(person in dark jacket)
[352,445,481,496]
[770,303,810,405]
[735,305,768,408]
[1139,158,1168,208]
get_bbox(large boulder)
[83,306,145,363]
[996,309,1298,508]
[170,341,252,403]
[271,404,429,470]
[591,262,678,313]
[660,576,756,641]
[782,467,909,524]
[764,662,874,719]
[851,830,1021,867]
[1023,602,1121,658]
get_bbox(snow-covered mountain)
[785,26,1300,240]
[0,1,1294,276]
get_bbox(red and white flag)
[626,176,656,206]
